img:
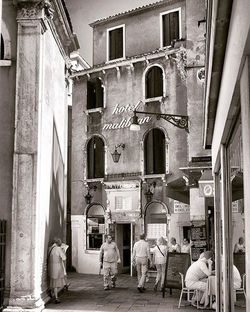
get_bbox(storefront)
[204,0,250,310]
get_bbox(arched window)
[144,128,165,174]
[86,204,105,249]
[146,66,163,99]
[145,202,168,240]
[87,78,104,109]
[87,136,105,179]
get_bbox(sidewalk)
[44,272,200,312]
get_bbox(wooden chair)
[235,273,246,299]
[178,272,197,308]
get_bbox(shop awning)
[166,177,190,204]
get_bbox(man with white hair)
[185,250,213,305]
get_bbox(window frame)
[143,64,166,102]
[160,7,182,48]
[106,24,125,62]
[144,128,166,175]
[86,205,105,250]
[87,136,105,179]
[87,77,104,110]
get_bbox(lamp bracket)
[133,110,189,133]
[115,143,125,150]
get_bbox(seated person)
[233,265,241,290]
[169,237,181,253]
[234,237,245,253]
[185,250,213,304]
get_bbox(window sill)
[86,178,104,183]
[144,96,163,104]
[86,107,104,115]
[0,60,12,66]
[143,174,168,181]
[85,249,100,254]
[106,56,126,64]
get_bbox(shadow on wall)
[42,123,66,294]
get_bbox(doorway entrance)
[116,223,131,274]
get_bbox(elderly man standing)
[132,233,151,293]
[99,234,121,290]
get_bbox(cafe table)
[202,275,216,308]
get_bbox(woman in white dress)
[152,237,168,291]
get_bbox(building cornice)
[89,0,184,28]
[71,45,183,78]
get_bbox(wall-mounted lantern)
[144,181,156,202]
[111,143,125,163]
[84,185,97,204]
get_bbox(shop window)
[108,25,124,61]
[87,136,105,179]
[144,128,165,174]
[145,66,163,99]
[86,205,105,249]
[161,9,180,47]
[87,78,104,109]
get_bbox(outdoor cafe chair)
[178,272,200,308]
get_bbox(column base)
[3,297,45,312]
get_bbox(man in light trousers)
[99,234,121,290]
[132,233,151,292]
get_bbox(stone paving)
[44,272,246,312]
[44,272,203,312]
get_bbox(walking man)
[132,233,151,292]
[99,234,121,290]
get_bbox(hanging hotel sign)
[103,101,151,131]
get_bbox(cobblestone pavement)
[44,272,205,312]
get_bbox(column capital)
[16,0,54,21]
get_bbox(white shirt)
[152,244,167,264]
[181,244,191,253]
[185,257,212,285]
[233,265,242,289]
[132,239,150,259]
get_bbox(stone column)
[4,2,45,311]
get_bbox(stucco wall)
[37,28,68,290]
[72,56,188,216]
[92,1,185,65]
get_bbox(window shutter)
[145,131,154,174]
[94,137,104,178]
[163,11,179,47]
[87,138,95,178]
[109,27,123,60]
[95,78,104,108]
[144,129,165,174]
[169,11,179,43]
[153,129,165,174]
[146,67,163,98]
[163,14,171,47]
[1,34,4,60]
[87,81,96,109]
[115,28,123,59]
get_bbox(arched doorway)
[144,201,170,245]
